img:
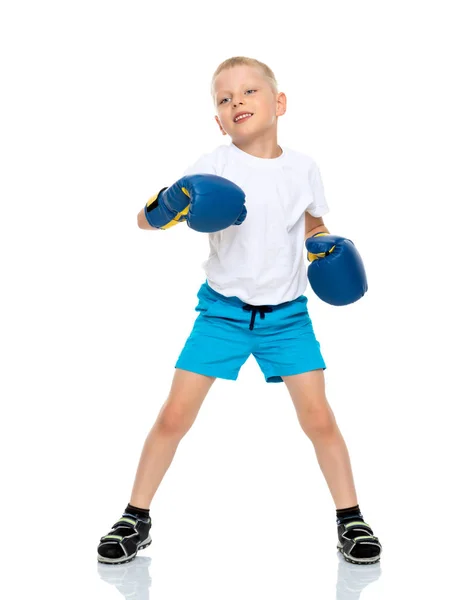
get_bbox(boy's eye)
[220,89,256,104]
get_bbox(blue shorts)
[175,281,326,384]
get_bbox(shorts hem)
[265,363,326,383]
[175,362,238,381]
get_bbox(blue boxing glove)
[144,174,247,233]
[305,232,368,305]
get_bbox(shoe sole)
[97,535,152,565]
[337,544,381,565]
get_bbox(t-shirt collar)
[230,142,285,167]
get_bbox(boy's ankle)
[125,503,150,519]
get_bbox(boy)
[98,56,382,566]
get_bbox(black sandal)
[97,513,152,565]
[337,519,382,565]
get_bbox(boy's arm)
[137,208,158,230]
[304,212,329,239]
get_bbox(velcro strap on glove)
[145,187,190,230]
[307,232,336,262]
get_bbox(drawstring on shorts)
[242,304,273,331]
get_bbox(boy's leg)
[282,369,358,509]
[282,369,381,564]
[98,368,215,564]
[130,368,216,509]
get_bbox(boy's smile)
[233,112,253,124]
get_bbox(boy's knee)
[301,408,337,439]
[156,404,194,436]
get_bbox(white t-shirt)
[182,142,330,305]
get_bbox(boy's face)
[213,65,286,142]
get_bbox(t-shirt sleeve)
[180,152,217,178]
[306,161,330,217]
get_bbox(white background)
[1,1,449,598]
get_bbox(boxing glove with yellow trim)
[144,174,247,233]
[305,232,368,306]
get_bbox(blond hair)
[210,56,279,102]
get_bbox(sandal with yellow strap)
[337,519,382,565]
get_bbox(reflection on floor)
[97,551,381,600]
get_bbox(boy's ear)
[215,115,227,136]
[276,92,287,117]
